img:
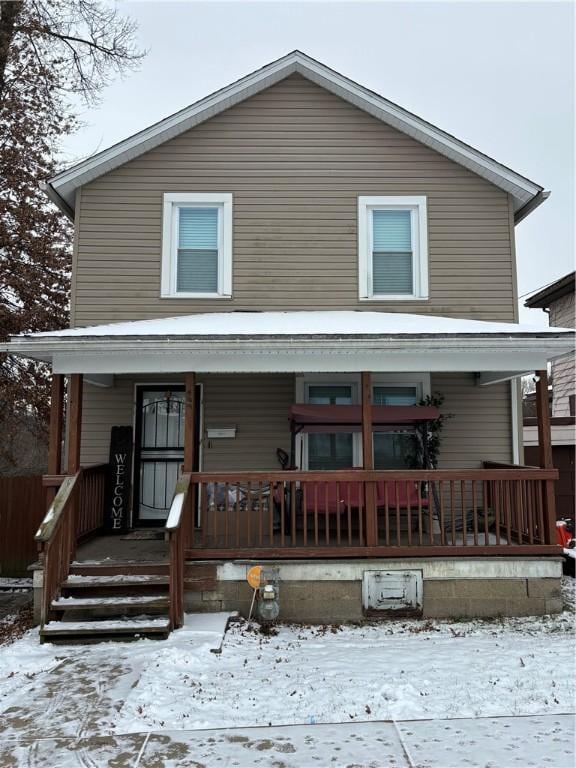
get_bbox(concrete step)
[51,595,169,611]
[40,617,171,643]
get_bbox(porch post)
[183,373,196,473]
[361,372,377,546]
[66,374,83,475]
[46,373,65,507]
[183,373,196,551]
[535,369,556,543]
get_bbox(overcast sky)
[63,0,575,326]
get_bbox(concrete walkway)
[0,713,573,767]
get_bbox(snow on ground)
[0,579,574,740]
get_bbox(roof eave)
[525,271,576,308]
[45,50,544,217]
[40,181,75,220]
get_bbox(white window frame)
[358,195,429,301]
[295,374,361,470]
[161,192,233,299]
[294,373,431,469]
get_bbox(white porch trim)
[4,311,572,376]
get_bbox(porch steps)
[40,617,170,643]
[63,574,169,587]
[70,562,169,577]
[40,569,172,643]
[51,595,169,612]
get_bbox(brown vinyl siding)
[432,374,512,468]
[80,373,511,472]
[80,374,293,471]
[73,74,515,326]
[549,292,575,417]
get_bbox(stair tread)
[63,574,169,587]
[52,595,169,609]
[41,617,170,635]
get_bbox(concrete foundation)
[184,557,564,622]
[33,556,565,626]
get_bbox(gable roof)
[46,50,546,222]
[524,271,575,309]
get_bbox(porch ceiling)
[3,312,573,377]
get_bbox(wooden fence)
[0,475,45,577]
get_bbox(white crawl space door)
[362,570,423,615]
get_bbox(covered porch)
[5,311,573,632]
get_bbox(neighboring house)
[524,272,575,518]
[2,52,574,642]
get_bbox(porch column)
[66,374,83,475]
[46,373,65,506]
[183,374,196,550]
[535,369,556,543]
[361,372,377,546]
[183,373,196,473]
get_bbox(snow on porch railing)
[36,464,108,625]
[184,469,560,557]
[165,472,194,630]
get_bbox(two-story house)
[524,271,575,519]
[4,52,573,642]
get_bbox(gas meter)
[257,583,280,622]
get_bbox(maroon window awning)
[289,404,440,433]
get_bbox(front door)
[134,385,200,526]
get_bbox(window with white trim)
[358,196,428,300]
[161,193,232,298]
[307,384,355,470]
[373,384,420,470]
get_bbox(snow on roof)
[26,311,574,339]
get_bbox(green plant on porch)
[404,393,450,471]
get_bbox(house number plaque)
[104,426,133,533]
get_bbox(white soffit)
[4,312,573,375]
[48,51,542,216]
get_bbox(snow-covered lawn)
[0,579,574,741]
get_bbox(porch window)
[307,385,354,470]
[161,193,232,298]
[358,196,428,300]
[373,385,419,470]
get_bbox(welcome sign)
[104,426,133,533]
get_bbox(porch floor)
[75,533,168,564]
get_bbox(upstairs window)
[161,193,232,298]
[358,196,428,300]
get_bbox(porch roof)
[4,311,573,378]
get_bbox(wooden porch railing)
[36,464,108,624]
[184,468,560,559]
[165,472,193,629]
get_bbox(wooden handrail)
[165,472,193,630]
[165,472,193,531]
[482,461,539,470]
[37,463,109,625]
[36,471,82,542]
[191,468,559,482]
